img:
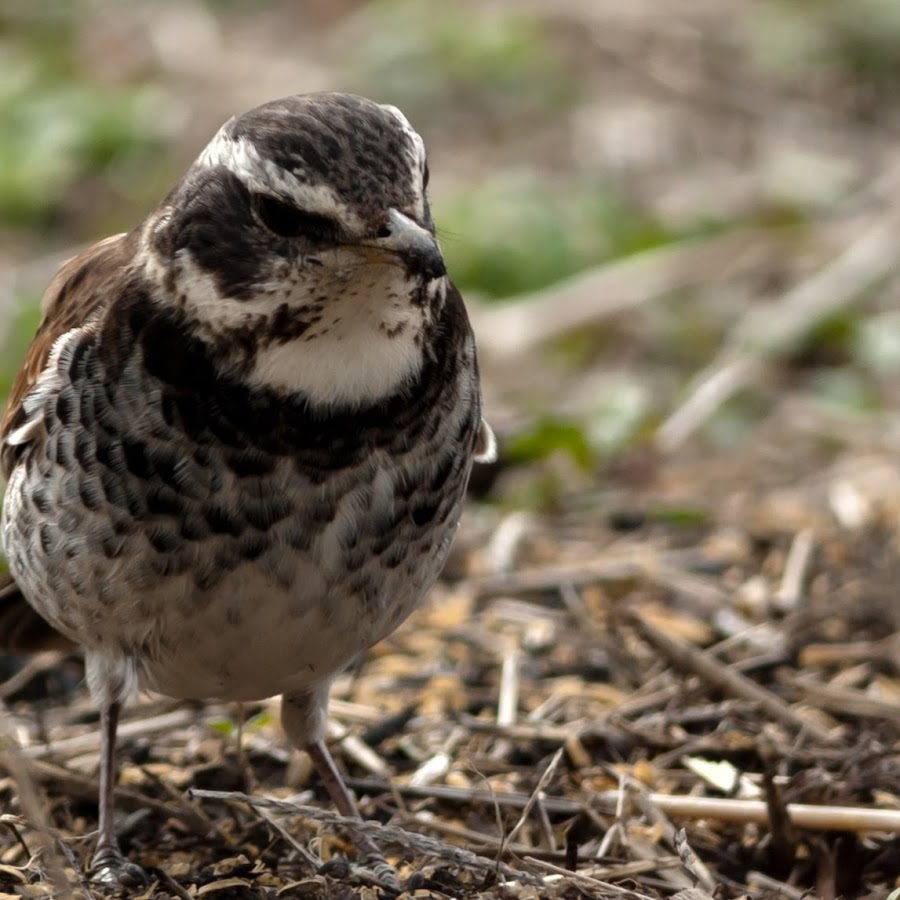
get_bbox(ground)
[0,2,899,898]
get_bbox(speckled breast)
[2,298,481,702]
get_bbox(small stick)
[473,229,782,361]
[761,758,797,874]
[22,708,210,760]
[507,747,564,845]
[656,355,762,454]
[0,813,32,860]
[772,529,814,612]
[326,721,391,778]
[401,809,522,854]
[491,641,521,761]
[329,698,392,726]
[746,870,811,900]
[470,553,676,598]
[400,809,603,864]
[473,550,733,614]
[408,726,465,787]
[254,804,326,870]
[801,636,898,668]
[459,714,624,745]
[626,778,717,893]
[592,857,682,881]
[484,512,536,574]
[151,868,196,900]
[520,854,658,897]
[783,674,900,724]
[497,643,520,729]
[674,829,717,894]
[535,796,556,852]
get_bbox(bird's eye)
[252,194,340,242]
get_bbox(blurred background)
[2,2,900,897]
[5,0,900,514]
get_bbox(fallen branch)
[344,779,900,833]
[472,229,790,360]
[470,548,715,601]
[658,199,900,451]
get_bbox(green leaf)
[208,717,235,738]
[507,418,594,471]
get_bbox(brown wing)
[0,232,135,479]
[0,232,137,653]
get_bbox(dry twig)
[625,610,836,743]
[345,779,900,833]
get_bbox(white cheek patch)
[163,249,340,329]
[196,130,364,233]
[168,252,246,326]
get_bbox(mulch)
[1,441,898,900]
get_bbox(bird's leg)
[305,739,399,889]
[305,739,360,818]
[91,701,121,872]
[89,702,146,886]
[283,691,398,888]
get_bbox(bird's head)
[143,92,448,408]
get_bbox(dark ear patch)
[252,194,341,242]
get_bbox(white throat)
[250,288,431,407]
[163,249,442,409]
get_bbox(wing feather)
[0,232,133,478]
[0,232,137,652]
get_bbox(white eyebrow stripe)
[379,103,427,218]
[380,104,424,159]
[195,130,364,231]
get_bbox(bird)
[0,91,495,884]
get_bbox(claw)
[90,848,149,888]
[358,849,401,891]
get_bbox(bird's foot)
[89,845,149,889]
[319,845,401,892]
[358,849,401,891]
[301,738,401,889]
[355,836,402,891]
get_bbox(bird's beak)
[354,209,446,281]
